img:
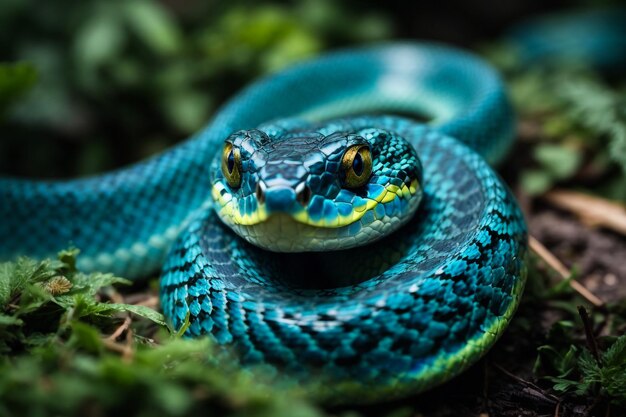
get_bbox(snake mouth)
[226,211,416,252]
[212,179,422,252]
[212,178,420,229]
[230,213,349,252]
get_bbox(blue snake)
[1,9,625,403]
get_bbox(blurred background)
[0,0,618,181]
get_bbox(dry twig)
[492,363,560,402]
[107,316,132,341]
[545,190,626,236]
[529,236,604,308]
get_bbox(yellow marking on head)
[381,190,396,204]
[213,179,420,228]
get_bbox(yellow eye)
[341,145,372,189]
[221,142,242,188]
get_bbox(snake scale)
[1,9,625,403]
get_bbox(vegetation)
[0,250,326,417]
[0,0,390,178]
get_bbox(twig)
[102,335,134,362]
[123,325,134,362]
[134,295,159,309]
[492,363,560,402]
[106,316,132,341]
[121,293,159,309]
[102,339,132,356]
[529,236,604,308]
[545,190,626,236]
[123,293,155,305]
[584,394,604,417]
[578,306,601,365]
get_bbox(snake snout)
[262,186,296,212]
[256,181,311,213]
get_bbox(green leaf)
[161,91,212,133]
[0,62,37,117]
[603,334,626,368]
[0,258,57,308]
[0,314,22,326]
[123,0,182,56]
[173,311,191,338]
[58,248,80,273]
[0,261,15,306]
[67,321,104,353]
[107,304,167,327]
[550,377,581,393]
[554,75,626,177]
[520,169,553,196]
[69,272,131,297]
[534,144,582,179]
[74,9,124,71]
[536,345,579,378]
[261,30,321,72]
[16,283,54,315]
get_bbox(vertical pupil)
[352,152,363,176]
[227,150,235,173]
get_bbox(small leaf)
[58,248,80,273]
[550,377,580,392]
[161,91,212,133]
[520,169,554,196]
[0,314,23,326]
[74,10,124,71]
[124,0,182,56]
[174,311,191,338]
[70,272,131,296]
[559,346,579,377]
[602,334,626,368]
[534,144,582,179]
[68,321,104,353]
[0,261,15,306]
[107,304,167,327]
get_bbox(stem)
[578,305,601,365]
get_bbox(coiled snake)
[1,9,624,403]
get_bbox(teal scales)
[2,9,625,404]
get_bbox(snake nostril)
[295,183,312,207]
[256,182,266,204]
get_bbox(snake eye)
[341,145,372,189]
[221,142,242,188]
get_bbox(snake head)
[210,120,423,252]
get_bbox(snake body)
[160,43,529,401]
[2,9,625,403]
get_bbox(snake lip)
[221,180,423,252]
[227,213,363,252]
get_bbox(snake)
[1,8,625,404]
